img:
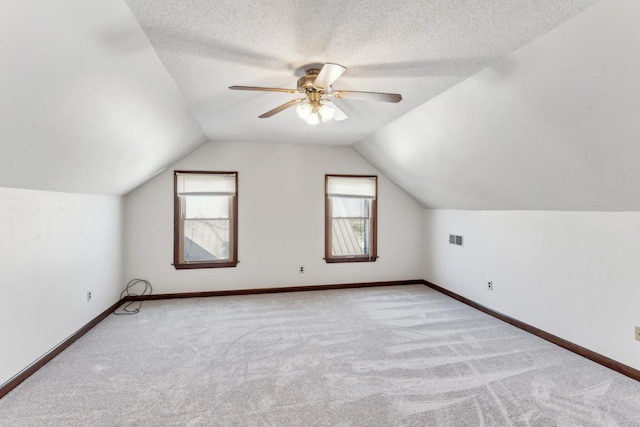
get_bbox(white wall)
[423,209,640,370]
[124,141,423,294]
[0,187,123,386]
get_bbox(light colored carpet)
[1,284,640,426]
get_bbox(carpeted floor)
[1,284,640,426]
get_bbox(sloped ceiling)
[356,0,640,210]
[0,0,614,199]
[0,0,207,195]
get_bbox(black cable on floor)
[113,279,152,315]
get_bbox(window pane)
[185,195,229,219]
[183,219,230,261]
[182,195,231,261]
[331,197,370,256]
[331,197,369,218]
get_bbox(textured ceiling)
[124,0,598,146]
[356,0,640,210]
[0,0,605,198]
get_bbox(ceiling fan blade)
[313,63,347,89]
[325,100,348,121]
[229,86,298,94]
[258,98,305,118]
[332,90,402,103]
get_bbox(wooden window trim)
[324,174,378,263]
[173,170,238,269]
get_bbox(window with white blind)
[174,171,238,269]
[325,175,377,263]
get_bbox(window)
[174,171,238,269]
[325,175,377,263]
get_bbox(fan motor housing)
[297,69,321,92]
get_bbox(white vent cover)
[449,234,463,246]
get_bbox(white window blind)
[176,173,236,196]
[326,176,376,199]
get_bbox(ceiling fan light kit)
[229,63,402,125]
[296,102,334,125]
[295,90,336,125]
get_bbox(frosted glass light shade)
[319,103,334,121]
[306,112,321,125]
[296,103,313,121]
[296,100,335,125]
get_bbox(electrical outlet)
[87,291,92,302]
[487,281,493,291]
[299,266,304,274]
[635,326,640,341]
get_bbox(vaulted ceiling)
[356,0,640,210]
[123,0,596,147]
[3,0,638,210]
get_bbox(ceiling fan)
[229,63,402,125]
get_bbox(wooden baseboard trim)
[0,280,421,400]
[0,299,123,400]
[5,279,637,400]
[422,280,640,382]
[127,280,423,301]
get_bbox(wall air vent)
[449,234,463,246]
